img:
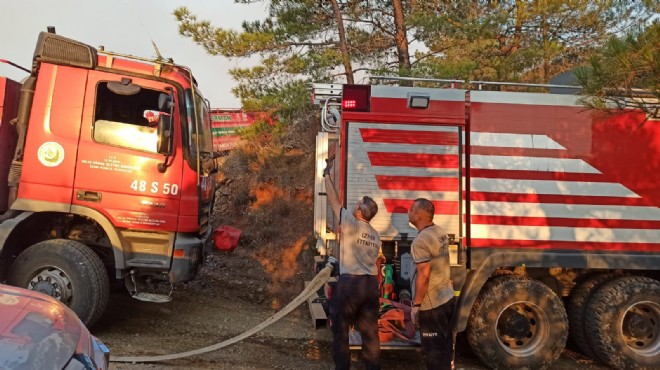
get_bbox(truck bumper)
[168,233,204,283]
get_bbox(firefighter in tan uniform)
[409,198,456,370]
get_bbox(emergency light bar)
[342,84,370,112]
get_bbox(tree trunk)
[541,0,550,82]
[392,0,411,78]
[511,0,524,54]
[329,0,354,84]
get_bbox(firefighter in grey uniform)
[323,158,381,370]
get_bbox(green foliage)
[176,1,658,109]
[175,2,336,118]
[175,8,278,57]
[174,1,432,111]
[577,21,660,116]
[408,0,657,83]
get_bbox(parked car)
[0,283,109,370]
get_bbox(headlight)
[92,337,110,369]
[64,338,109,370]
[63,353,96,370]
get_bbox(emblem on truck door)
[37,141,65,167]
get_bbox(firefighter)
[408,198,456,370]
[323,157,381,370]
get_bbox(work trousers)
[419,297,456,370]
[329,274,381,370]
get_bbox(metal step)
[349,328,421,350]
[305,280,330,329]
[131,292,172,303]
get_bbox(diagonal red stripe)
[369,153,459,168]
[384,199,459,214]
[469,192,653,206]
[471,215,660,230]
[360,128,459,145]
[376,176,459,191]
[470,239,660,252]
[470,169,607,182]
[470,146,570,158]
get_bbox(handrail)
[321,97,341,133]
[337,75,656,94]
[370,75,584,90]
[371,75,465,85]
[470,80,580,90]
[98,47,176,66]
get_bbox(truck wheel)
[8,239,110,327]
[585,276,660,370]
[467,276,568,369]
[567,273,620,358]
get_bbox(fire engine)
[0,29,215,326]
[312,77,659,369]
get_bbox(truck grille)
[34,32,97,69]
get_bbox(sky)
[0,0,267,107]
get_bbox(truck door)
[74,71,184,268]
[345,122,462,242]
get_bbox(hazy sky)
[0,0,267,107]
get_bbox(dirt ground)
[92,249,609,370]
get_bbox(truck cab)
[0,30,215,326]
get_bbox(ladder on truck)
[307,83,342,329]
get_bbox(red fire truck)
[0,29,215,326]
[312,78,659,369]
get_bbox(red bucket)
[212,225,242,252]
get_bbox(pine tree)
[408,0,656,84]
[577,21,660,117]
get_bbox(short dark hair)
[359,196,378,221]
[413,198,434,219]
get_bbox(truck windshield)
[184,89,213,159]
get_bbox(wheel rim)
[496,301,549,356]
[27,266,74,305]
[620,300,660,356]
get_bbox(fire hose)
[110,265,333,363]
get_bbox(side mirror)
[107,78,141,96]
[157,114,173,155]
[157,88,175,173]
[158,93,173,111]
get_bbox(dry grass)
[211,111,322,305]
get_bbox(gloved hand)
[323,157,334,177]
[325,255,338,271]
[411,305,421,328]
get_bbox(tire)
[567,273,620,358]
[467,276,568,369]
[8,239,110,327]
[585,276,660,370]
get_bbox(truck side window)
[92,82,164,153]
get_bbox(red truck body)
[313,81,660,369]
[0,30,215,326]
[338,87,659,250]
